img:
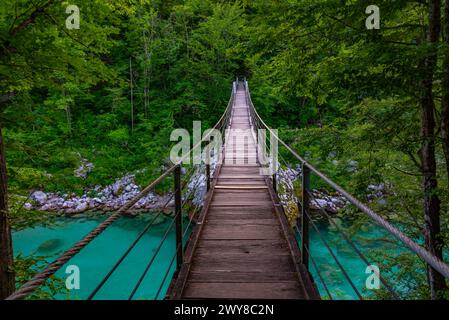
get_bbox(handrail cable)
[306,190,400,300]
[128,210,181,300]
[153,202,201,300]
[294,228,333,300]
[129,163,207,300]
[90,108,229,299]
[254,112,399,299]
[87,209,166,300]
[86,172,196,299]
[127,92,233,301]
[244,80,449,280]
[302,208,364,299]
[6,82,237,300]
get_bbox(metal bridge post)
[206,164,211,192]
[301,164,310,270]
[174,165,183,271]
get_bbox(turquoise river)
[12,213,412,300]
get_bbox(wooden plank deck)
[168,85,319,300]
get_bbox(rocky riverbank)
[22,160,385,216]
[276,166,387,214]
[25,174,175,215]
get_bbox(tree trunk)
[130,57,134,133]
[0,124,15,299]
[421,0,447,300]
[442,0,449,193]
[143,27,150,120]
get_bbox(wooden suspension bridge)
[5,80,449,301]
[168,84,319,299]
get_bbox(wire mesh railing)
[243,79,449,300]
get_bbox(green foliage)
[2,0,449,300]
[1,0,245,195]
[14,254,66,300]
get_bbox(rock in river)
[31,191,47,205]
[37,239,63,252]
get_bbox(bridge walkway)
[169,85,319,299]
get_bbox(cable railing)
[243,79,449,300]
[6,81,237,300]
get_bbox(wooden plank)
[207,207,275,214]
[193,252,291,262]
[224,154,258,158]
[188,271,297,283]
[201,225,282,240]
[190,254,295,273]
[204,219,278,226]
[197,238,284,247]
[217,179,266,186]
[221,165,260,168]
[218,175,265,179]
[206,208,275,220]
[224,151,257,154]
[212,195,271,203]
[213,189,269,194]
[224,161,259,166]
[182,282,304,299]
[225,139,254,143]
[210,201,274,207]
[207,213,274,220]
[214,185,268,190]
[196,239,289,255]
[213,192,270,199]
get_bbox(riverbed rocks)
[275,166,387,214]
[187,171,207,206]
[31,191,47,205]
[74,158,95,179]
[24,174,170,215]
[24,161,387,216]
[276,166,349,214]
[309,190,350,214]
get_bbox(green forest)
[1,0,449,301]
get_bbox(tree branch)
[9,0,54,36]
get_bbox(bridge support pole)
[272,173,277,193]
[301,164,310,270]
[174,165,183,271]
[206,164,211,192]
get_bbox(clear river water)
[12,213,411,300]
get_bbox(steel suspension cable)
[98,168,203,300]
[294,228,333,300]
[154,250,177,300]
[5,165,178,300]
[7,83,237,300]
[128,210,181,300]
[306,190,400,300]
[244,80,449,281]
[87,178,189,300]
[303,208,363,299]
[87,209,166,300]
[153,205,201,300]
